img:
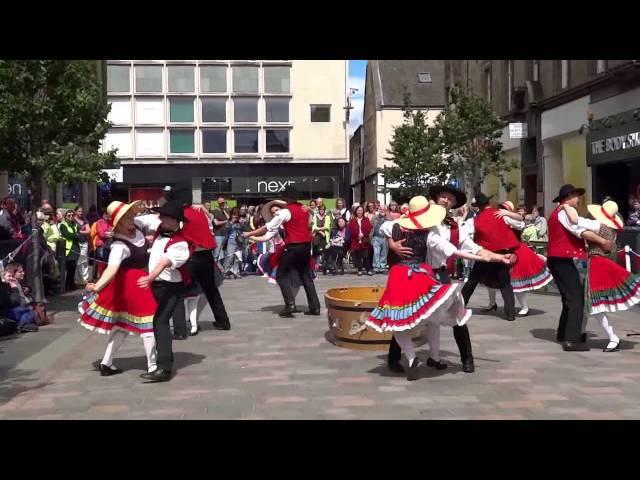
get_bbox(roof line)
[374,60,384,107]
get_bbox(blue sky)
[348,60,367,135]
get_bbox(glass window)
[169,98,194,123]
[200,66,227,93]
[135,128,165,157]
[102,129,132,158]
[266,129,289,153]
[417,72,432,83]
[232,66,259,94]
[108,98,132,125]
[202,129,227,154]
[265,98,289,123]
[234,129,259,153]
[107,65,130,93]
[234,97,258,123]
[135,66,163,93]
[264,66,290,93]
[168,66,194,93]
[170,130,194,154]
[310,105,331,122]
[202,98,226,123]
[135,98,164,125]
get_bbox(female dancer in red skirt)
[366,196,515,381]
[485,201,553,315]
[562,200,640,352]
[79,201,158,376]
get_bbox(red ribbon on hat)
[109,202,127,227]
[407,204,431,229]
[601,207,622,230]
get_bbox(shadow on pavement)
[109,352,207,373]
[529,328,637,351]
[0,368,52,404]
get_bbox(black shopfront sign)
[587,110,640,167]
[202,176,337,196]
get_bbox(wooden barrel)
[324,286,426,351]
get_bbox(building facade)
[350,60,445,205]
[103,60,349,206]
[445,60,640,218]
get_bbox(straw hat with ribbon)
[587,200,624,230]
[499,200,515,212]
[107,200,142,229]
[397,196,446,230]
[262,200,287,222]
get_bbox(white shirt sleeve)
[259,230,277,241]
[266,209,291,233]
[459,234,482,254]
[107,241,131,267]
[380,220,397,238]
[134,214,161,235]
[427,231,457,259]
[164,241,190,269]
[558,210,587,238]
[504,217,526,230]
[577,217,601,232]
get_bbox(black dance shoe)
[462,358,475,373]
[140,369,172,383]
[388,361,405,373]
[213,321,231,330]
[426,357,448,370]
[407,358,421,381]
[481,304,498,312]
[562,341,589,352]
[94,360,123,377]
[603,340,620,353]
[278,306,296,318]
[173,333,188,340]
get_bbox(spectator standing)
[627,198,640,227]
[308,199,318,225]
[3,196,26,240]
[43,208,62,252]
[92,209,113,278]
[212,197,230,261]
[531,205,548,240]
[312,204,331,271]
[74,205,91,286]
[371,205,389,273]
[365,202,376,222]
[223,208,245,279]
[335,198,351,222]
[348,205,373,276]
[86,205,100,225]
[59,209,80,291]
[388,201,401,220]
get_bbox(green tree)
[384,93,449,204]
[434,86,516,195]
[0,60,115,301]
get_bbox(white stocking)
[426,323,440,362]
[102,329,128,367]
[515,292,528,309]
[596,313,619,343]
[142,334,157,373]
[185,296,199,333]
[393,331,416,364]
[488,288,497,306]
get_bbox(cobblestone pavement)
[1,273,639,419]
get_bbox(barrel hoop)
[333,336,391,345]
[327,305,375,313]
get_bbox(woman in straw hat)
[484,201,553,316]
[365,196,514,381]
[78,200,158,376]
[562,200,640,352]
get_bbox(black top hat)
[429,184,467,209]
[153,200,188,223]
[553,184,586,204]
[471,193,493,208]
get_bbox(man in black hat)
[460,193,520,321]
[243,188,320,317]
[386,185,508,373]
[137,200,191,382]
[547,184,613,351]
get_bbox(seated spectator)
[325,217,351,275]
[627,198,640,227]
[521,214,540,243]
[531,205,548,240]
[1,265,39,332]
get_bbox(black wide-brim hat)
[471,193,493,208]
[152,200,189,223]
[429,184,467,209]
[552,184,586,203]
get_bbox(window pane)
[168,66,194,92]
[136,128,165,157]
[232,67,259,94]
[266,129,289,153]
[170,130,194,154]
[107,65,130,93]
[202,130,227,154]
[310,105,331,122]
[265,98,289,123]
[135,66,163,93]
[135,98,164,124]
[169,98,194,123]
[264,66,290,93]
[234,129,259,153]
[234,97,258,122]
[200,66,227,93]
[202,98,226,123]
[108,98,132,125]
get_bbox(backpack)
[89,222,100,252]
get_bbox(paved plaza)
[1,274,640,420]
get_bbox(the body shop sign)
[587,110,640,166]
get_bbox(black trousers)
[388,269,473,364]
[352,248,372,272]
[461,262,515,320]
[547,257,585,342]
[65,258,77,291]
[276,242,320,311]
[189,249,230,325]
[152,281,185,371]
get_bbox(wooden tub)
[325,286,426,351]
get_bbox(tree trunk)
[27,183,44,303]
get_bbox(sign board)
[103,168,123,183]
[509,123,528,139]
[129,188,164,209]
[586,110,640,166]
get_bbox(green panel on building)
[170,130,194,153]
[170,99,194,123]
